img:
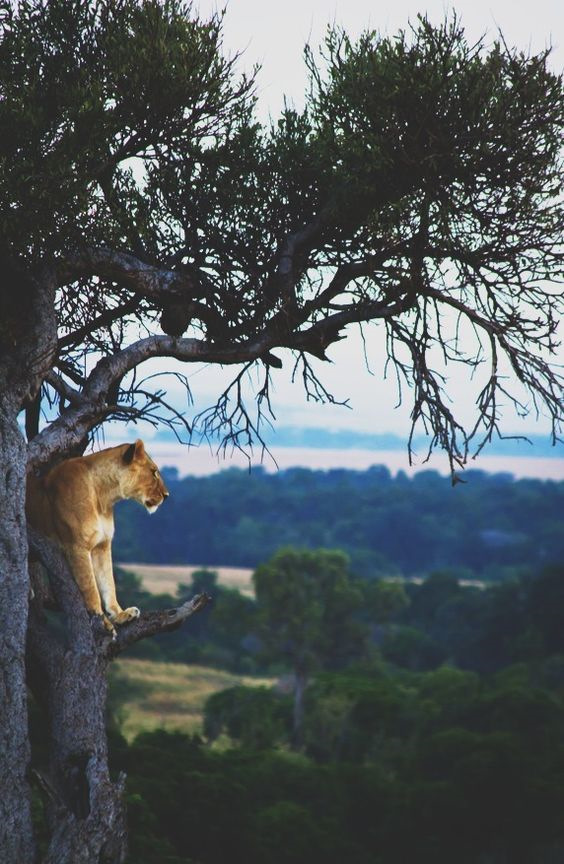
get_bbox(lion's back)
[26,457,98,544]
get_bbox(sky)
[108,0,563,476]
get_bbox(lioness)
[26,440,169,634]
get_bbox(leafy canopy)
[253,547,366,675]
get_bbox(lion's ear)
[123,440,145,464]
[123,443,136,464]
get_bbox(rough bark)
[292,669,308,750]
[0,400,35,864]
[26,531,125,864]
[0,261,57,862]
[27,530,209,864]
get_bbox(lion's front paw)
[111,606,140,625]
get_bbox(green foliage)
[111,686,564,864]
[250,800,337,864]
[186,568,218,596]
[252,547,368,742]
[113,552,564,684]
[301,671,408,764]
[113,467,564,581]
[361,579,409,623]
[84,555,564,861]
[115,565,260,671]
[380,623,445,670]
[109,472,564,861]
[306,17,563,236]
[253,547,367,676]
[203,686,291,750]
[0,0,255,260]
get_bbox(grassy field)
[110,658,274,741]
[121,562,487,598]
[120,563,255,597]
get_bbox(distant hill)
[113,464,564,581]
[152,424,563,458]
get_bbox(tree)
[253,548,366,744]
[0,1,562,860]
[203,685,292,750]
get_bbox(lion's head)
[120,439,169,513]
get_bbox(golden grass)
[120,563,255,597]
[110,658,274,742]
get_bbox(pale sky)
[163,1,563,442]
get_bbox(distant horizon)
[149,424,564,458]
[99,425,564,481]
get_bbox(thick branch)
[263,247,408,341]
[302,249,408,315]
[108,594,211,658]
[57,248,194,302]
[29,266,422,469]
[287,293,417,359]
[56,248,231,337]
[273,217,324,304]
[44,371,87,408]
[27,334,272,469]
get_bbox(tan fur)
[26,440,169,635]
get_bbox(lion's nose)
[163,490,169,498]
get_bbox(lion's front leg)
[92,539,140,625]
[63,544,116,636]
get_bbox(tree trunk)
[26,529,210,864]
[0,381,207,861]
[28,616,128,864]
[0,398,35,863]
[27,536,128,864]
[292,669,308,749]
